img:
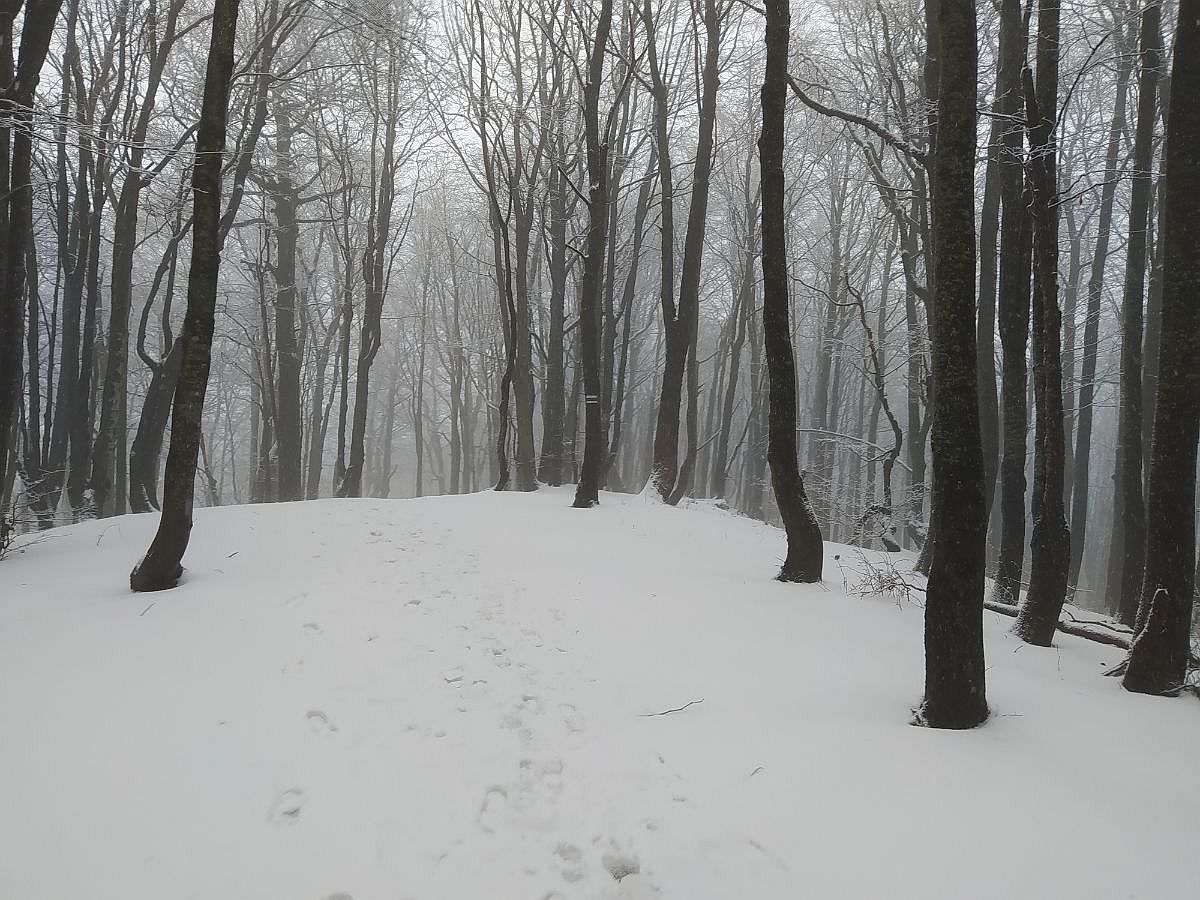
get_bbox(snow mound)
[1,488,1197,899]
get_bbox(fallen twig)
[640,698,704,717]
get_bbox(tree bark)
[1014,0,1071,647]
[991,0,1032,606]
[272,99,303,502]
[538,162,569,485]
[131,0,242,591]
[571,0,613,508]
[759,0,823,582]
[1123,0,1200,695]
[919,0,988,729]
[0,0,65,516]
[1108,3,1161,625]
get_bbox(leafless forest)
[1,0,1197,715]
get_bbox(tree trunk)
[131,0,241,591]
[1108,4,1161,625]
[1123,0,1199,695]
[0,0,64,516]
[919,0,988,729]
[759,0,823,582]
[571,0,612,508]
[1014,0,1071,647]
[991,0,1032,606]
[976,95,1003,521]
[538,163,568,485]
[341,57,399,499]
[272,100,303,502]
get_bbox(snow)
[1,488,1197,900]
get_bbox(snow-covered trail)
[1,488,1197,900]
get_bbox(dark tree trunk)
[1109,4,1161,625]
[664,0,720,506]
[41,0,81,515]
[1014,0,1071,647]
[743,315,767,520]
[977,96,1003,522]
[538,163,568,485]
[130,0,241,591]
[341,60,399,499]
[991,0,1032,606]
[272,101,303,502]
[1124,0,1199,694]
[571,0,612,508]
[759,0,823,582]
[919,0,988,729]
[0,0,64,514]
[128,338,182,512]
[511,201,538,493]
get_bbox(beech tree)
[919,0,988,728]
[1013,0,1071,647]
[759,0,822,583]
[0,0,64,517]
[130,0,242,591]
[1123,0,1198,696]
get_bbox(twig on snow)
[640,698,704,717]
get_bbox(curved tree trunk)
[759,0,822,582]
[131,0,241,591]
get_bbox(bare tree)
[130,0,243,591]
[1122,0,1199,696]
[918,0,988,729]
[759,0,822,582]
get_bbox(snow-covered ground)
[1,488,1197,900]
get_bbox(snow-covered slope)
[1,489,1196,900]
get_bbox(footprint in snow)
[555,842,585,883]
[602,848,641,881]
[307,709,337,734]
[558,703,585,735]
[267,788,306,825]
[477,786,508,832]
[489,647,512,668]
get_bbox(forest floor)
[1,487,1197,899]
